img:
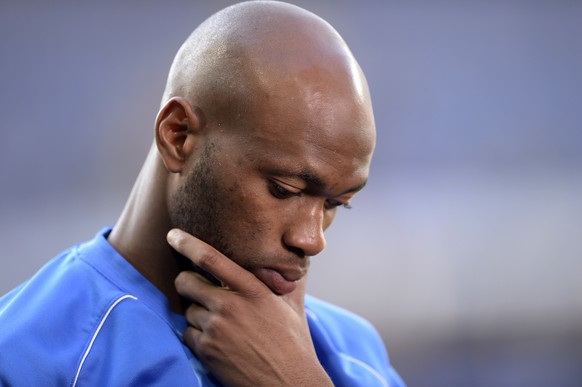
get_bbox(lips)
[253,267,304,295]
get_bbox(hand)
[167,229,333,387]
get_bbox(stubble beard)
[169,141,235,264]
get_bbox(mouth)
[252,267,305,295]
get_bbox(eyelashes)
[325,200,352,210]
[269,181,299,199]
[268,181,352,210]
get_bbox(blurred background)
[1,1,581,385]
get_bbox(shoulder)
[72,296,200,386]
[305,295,386,358]
[0,244,124,384]
[0,238,199,386]
[305,294,377,330]
[305,295,406,387]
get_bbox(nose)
[282,202,327,257]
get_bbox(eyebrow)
[294,170,368,195]
[298,171,325,188]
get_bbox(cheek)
[222,178,276,241]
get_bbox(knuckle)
[242,283,264,299]
[204,316,221,336]
[196,335,219,363]
[215,298,237,317]
[198,247,219,269]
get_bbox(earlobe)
[155,97,206,173]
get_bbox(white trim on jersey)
[72,294,138,387]
[339,353,390,387]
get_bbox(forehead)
[207,37,376,191]
[228,86,375,193]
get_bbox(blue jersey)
[0,228,404,386]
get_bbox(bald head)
[112,1,377,311]
[161,1,373,134]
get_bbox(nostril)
[285,245,305,259]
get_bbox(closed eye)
[269,179,353,209]
[324,199,352,210]
[269,181,301,199]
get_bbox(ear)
[155,97,206,173]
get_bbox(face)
[169,71,375,296]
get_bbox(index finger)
[167,228,267,296]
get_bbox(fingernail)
[167,228,181,243]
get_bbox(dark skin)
[108,2,375,386]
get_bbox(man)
[0,1,404,386]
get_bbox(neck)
[108,145,185,313]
